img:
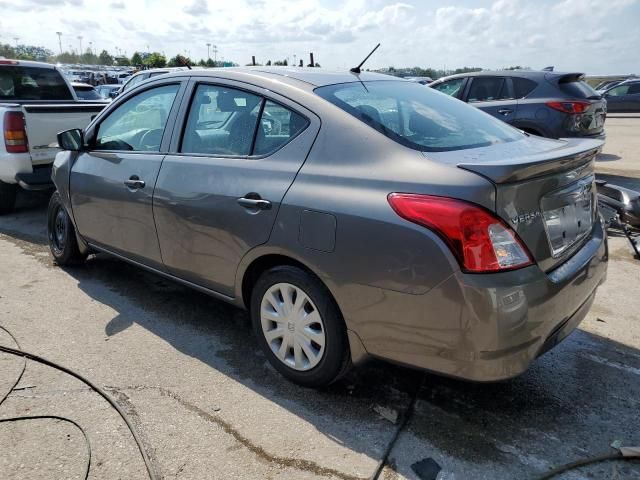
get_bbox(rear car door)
[70,80,186,270]
[463,76,517,123]
[153,79,320,296]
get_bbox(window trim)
[87,81,184,154]
[175,80,310,160]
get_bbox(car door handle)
[237,196,272,210]
[124,175,145,189]
[497,108,513,115]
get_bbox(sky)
[0,0,638,73]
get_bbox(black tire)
[47,191,86,266]
[0,181,17,215]
[250,265,351,388]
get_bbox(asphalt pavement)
[1,120,639,479]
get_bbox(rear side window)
[181,84,262,156]
[254,101,308,156]
[0,66,73,101]
[316,81,523,152]
[467,77,510,102]
[512,77,537,98]
[559,80,599,98]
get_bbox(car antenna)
[180,57,192,70]
[350,43,380,74]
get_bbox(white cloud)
[1,0,638,73]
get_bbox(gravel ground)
[1,122,639,479]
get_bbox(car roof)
[71,82,94,88]
[432,69,585,83]
[164,67,399,88]
[0,59,57,69]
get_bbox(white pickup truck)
[0,59,106,213]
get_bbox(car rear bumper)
[356,219,608,381]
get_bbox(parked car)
[595,80,623,93]
[429,70,606,139]
[95,84,121,100]
[405,76,433,85]
[71,82,106,101]
[0,59,106,213]
[118,67,189,95]
[49,68,607,387]
[601,80,640,112]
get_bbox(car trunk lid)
[432,136,602,272]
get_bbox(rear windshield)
[559,80,600,99]
[0,66,73,101]
[315,81,523,152]
[73,86,102,100]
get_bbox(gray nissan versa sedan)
[48,68,608,387]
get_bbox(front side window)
[123,74,145,91]
[181,84,263,156]
[432,78,465,98]
[467,77,509,102]
[316,81,523,152]
[254,101,309,156]
[94,84,179,152]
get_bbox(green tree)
[167,54,190,67]
[55,51,79,64]
[98,50,114,65]
[115,56,130,66]
[130,52,143,66]
[80,49,98,65]
[197,58,206,66]
[144,52,166,68]
[0,43,16,59]
[205,58,215,67]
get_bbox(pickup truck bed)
[0,59,107,213]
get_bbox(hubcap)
[260,283,326,371]
[51,207,67,252]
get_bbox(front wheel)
[47,191,86,266]
[251,266,351,388]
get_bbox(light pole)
[56,32,63,54]
[212,45,217,64]
[206,42,211,60]
[77,35,83,56]
[89,41,93,55]
[13,37,19,47]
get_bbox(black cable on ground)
[0,325,26,406]
[0,325,158,480]
[369,374,425,480]
[0,415,91,479]
[532,449,640,480]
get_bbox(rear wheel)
[47,191,86,266]
[250,265,350,388]
[0,181,17,215]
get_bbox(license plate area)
[541,176,595,257]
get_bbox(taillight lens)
[388,193,533,273]
[546,101,590,114]
[4,111,28,153]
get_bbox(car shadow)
[597,153,622,162]
[2,200,640,478]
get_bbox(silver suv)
[49,68,607,387]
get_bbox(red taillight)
[0,60,19,65]
[546,100,590,114]
[4,111,28,154]
[388,193,533,273]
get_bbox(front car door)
[463,76,518,123]
[70,80,186,269]
[604,84,632,112]
[153,79,320,297]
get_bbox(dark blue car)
[429,70,606,139]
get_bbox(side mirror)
[110,90,119,98]
[57,129,84,152]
